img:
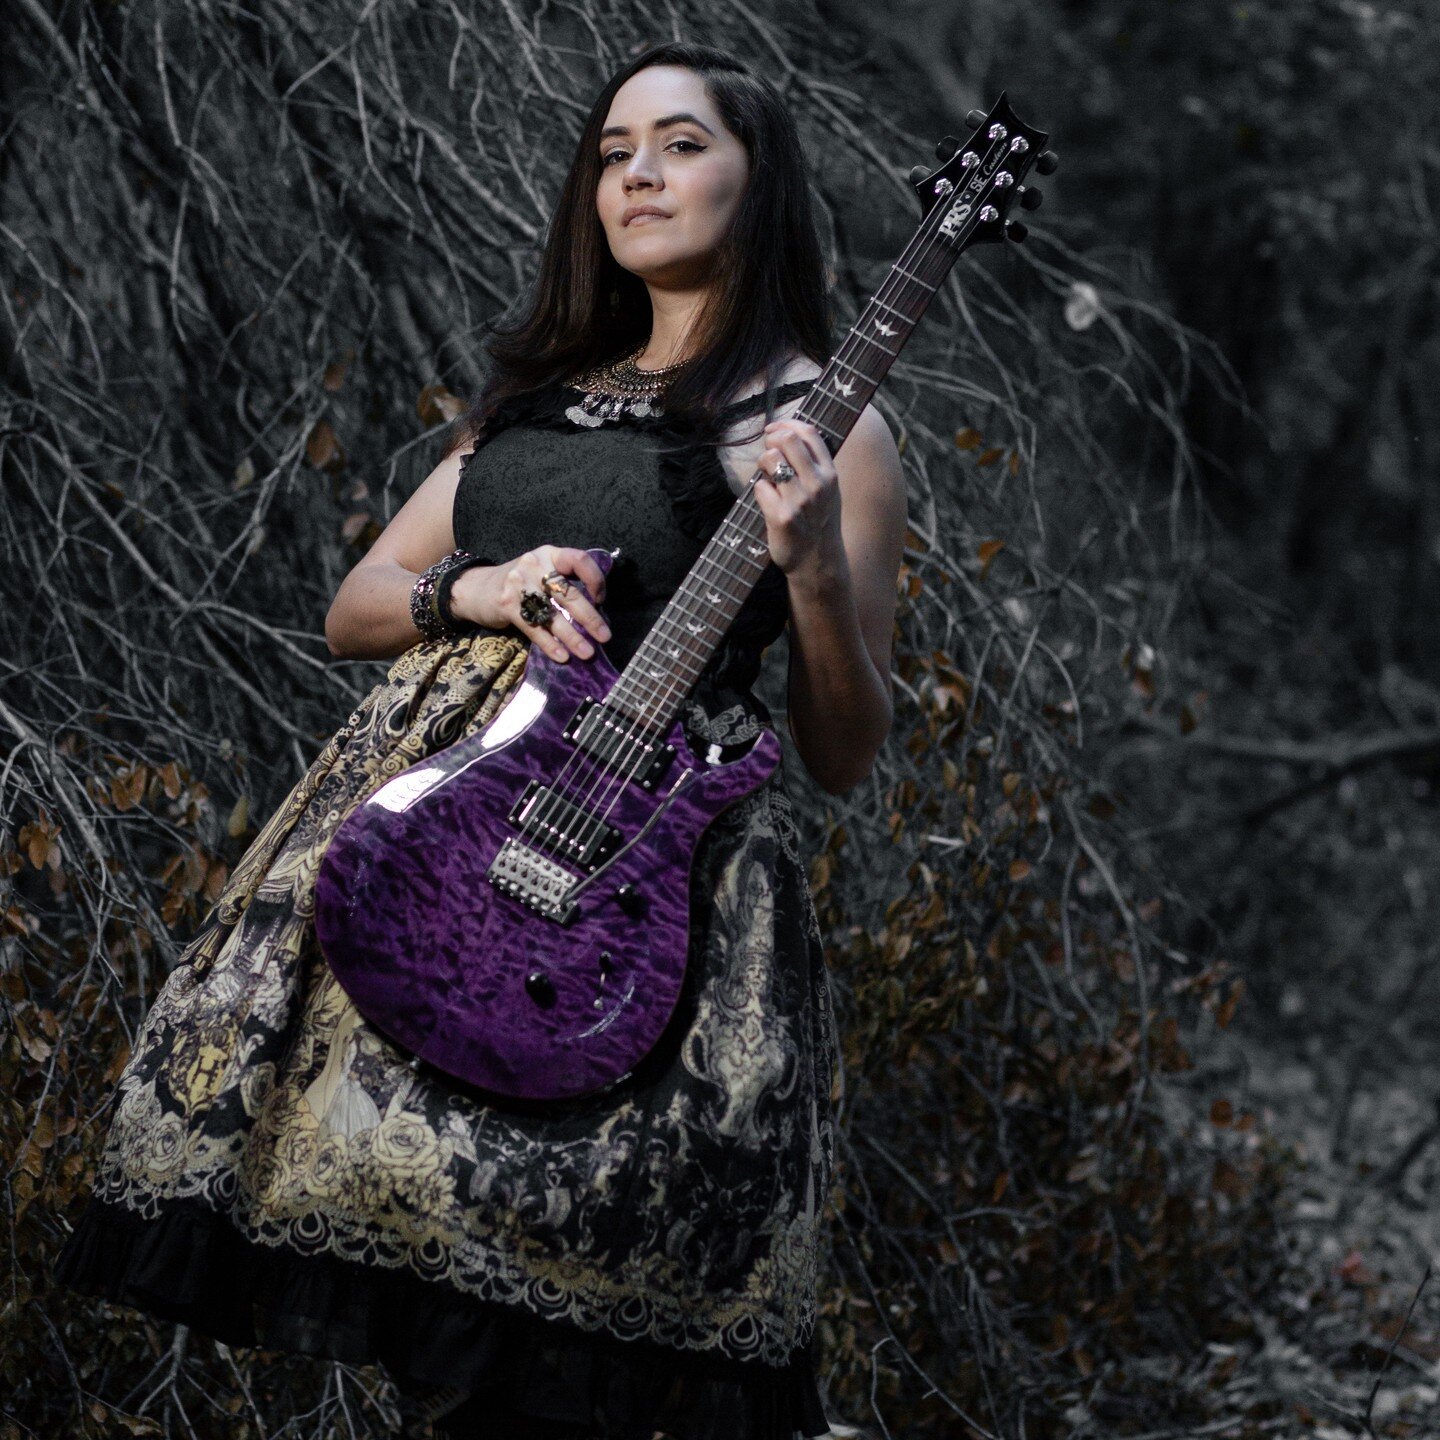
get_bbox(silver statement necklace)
[563,342,690,427]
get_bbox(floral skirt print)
[56,631,837,1440]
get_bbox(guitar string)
[519,131,1021,877]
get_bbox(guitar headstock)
[909,94,1056,249]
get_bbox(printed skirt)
[55,631,837,1440]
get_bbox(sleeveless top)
[451,372,819,700]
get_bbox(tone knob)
[524,970,556,1007]
[616,884,648,919]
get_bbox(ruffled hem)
[53,1195,832,1440]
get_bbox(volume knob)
[524,970,556,1007]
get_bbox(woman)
[56,39,906,1440]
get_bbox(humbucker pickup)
[562,698,675,790]
[508,780,619,869]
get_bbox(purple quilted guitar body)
[315,550,780,1101]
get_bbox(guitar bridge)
[486,837,579,922]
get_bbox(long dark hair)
[449,40,834,454]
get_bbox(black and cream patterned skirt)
[55,632,837,1440]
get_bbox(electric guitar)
[314,97,1056,1101]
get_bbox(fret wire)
[869,296,914,325]
[653,600,726,640]
[813,384,862,417]
[651,601,727,644]
[630,617,716,678]
[672,562,747,615]
[636,613,711,670]
[845,329,900,361]
[693,545,766,591]
[701,526,769,573]
[829,353,878,383]
[890,264,937,296]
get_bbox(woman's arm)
[753,404,907,795]
[324,443,610,662]
[324,447,469,660]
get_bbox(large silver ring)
[773,460,798,483]
[518,588,555,629]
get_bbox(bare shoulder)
[833,401,904,501]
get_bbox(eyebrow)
[599,112,717,141]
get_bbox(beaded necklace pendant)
[563,343,688,427]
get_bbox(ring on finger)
[773,460,798,483]
[541,569,572,596]
[518,588,555,630]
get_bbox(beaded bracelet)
[410,549,482,642]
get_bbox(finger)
[763,419,824,461]
[569,548,609,603]
[549,546,607,603]
[766,430,827,492]
[750,470,795,525]
[546,609,596,660]
[542,550,610,641]
[516,611,571,663]
[503,565,570,662]
[549,589,610,645]
[758,443,805,484]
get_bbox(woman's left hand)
[752,419,845,581]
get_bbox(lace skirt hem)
[54,1195,833,1440]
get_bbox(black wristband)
[435,555,488,631]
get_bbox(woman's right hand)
[448,545,611,663]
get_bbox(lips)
[623,207,672,226]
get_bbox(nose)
[622,145,662,192]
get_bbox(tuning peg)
[909,164,931,185]
[1017,185,1043,211]
[1005,220,1029,243]
[965,108,987,127]
[934,135,959,161]
[1035,150,1059,175]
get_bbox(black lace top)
[452,376,816,696]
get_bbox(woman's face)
[596,65,750,289]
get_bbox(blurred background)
[2,2,1437,1436]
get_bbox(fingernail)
[578,643,593,657]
